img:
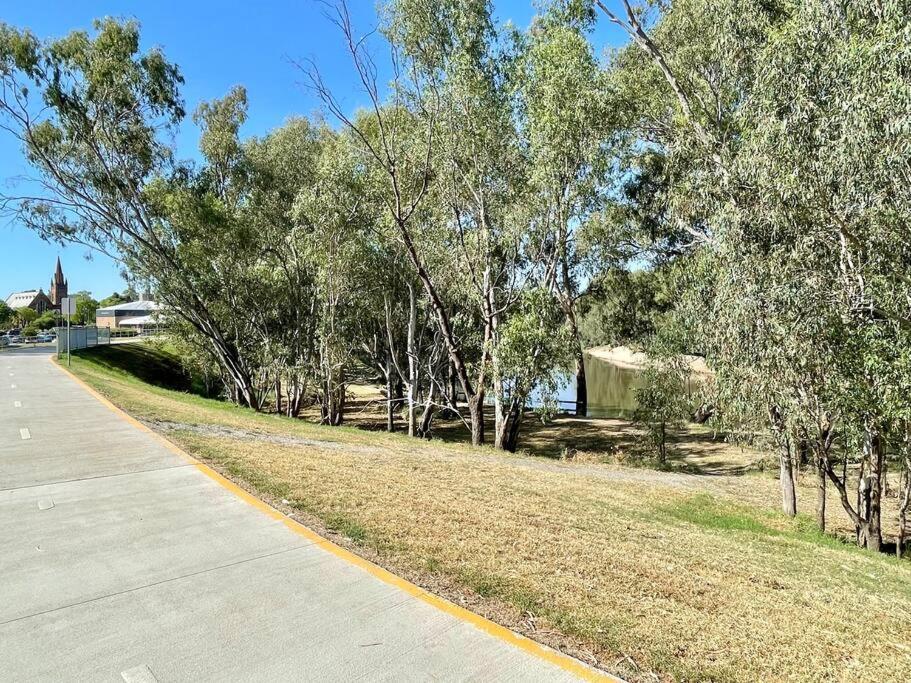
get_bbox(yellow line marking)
[50,355,617,682]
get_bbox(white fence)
[56,326,111,353]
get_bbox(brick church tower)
[50,257,67,308]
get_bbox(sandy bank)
[586,345,712,375]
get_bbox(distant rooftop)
[5,290,43,308]
[118,314,159,327]
[96,300,161,315]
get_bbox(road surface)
[0,346,600,682]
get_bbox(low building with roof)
[95,297,163,332]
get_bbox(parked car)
[6,328,20,337]
[36,333,52,343]
[10,335,22,343]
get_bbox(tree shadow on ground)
[339,397,764,476]
[73,344,194,393]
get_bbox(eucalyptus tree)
[518,7,612,416]
[290,125,377,426]
[306,2,497,445]
[737,0,911,549]
[308,1,533,447]
[0,20,261,407]
[388,0,535,448]
[596,0,911,552]
[494,288,573,451]
[243,117,324,416]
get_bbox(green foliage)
[98,289,136,307]
[634,353,690,465]
[580,266,678,348]
[0,300,13,327]
[16,307,37,325]
[496,287,574,409]
[72,292,99,325]
[34,310,61,330]
[22,323,38,337]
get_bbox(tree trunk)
[493,394,506,450]
[390,215,482,445]
[898,490,908,559]
[862,422,884,552]
[692,403,714,424]
[385,354,395,433]
[274,377,282,415]
[899,454,910,559]
[449,362,458,406]
[468,392,485,447]
[769,405,797,517]
[816,454,826,532]
[287,376,304,418]
[492,377,507,450]
[899,504,909,559]
[334,382,346,426]
[441,360,458,419]
[204,329,259,410]
[406,381,417,436]
[417,383,437,438]
[503,398,525,453]
[779,445,797,518]
[406,284,418,437]
[574,351,587,417]
[394,378,404,411]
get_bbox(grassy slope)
[66,344,911,682]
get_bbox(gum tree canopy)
[0,19,261,407]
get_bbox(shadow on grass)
[77,342,764,480]
[73,343,219,398]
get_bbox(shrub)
[634,354,690,465]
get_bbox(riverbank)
[63,343,911,682]
[587,345,712,375]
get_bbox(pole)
[67,304,71,367]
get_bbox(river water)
[552,353,644,418]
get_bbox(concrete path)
[0,347,599,682]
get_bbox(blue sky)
[0,1,627,301]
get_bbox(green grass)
[73,343,194,392]
[662,493,777,534]
[324,512,369,543]
[659,493,899,562]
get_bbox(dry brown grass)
[68,349,911,682]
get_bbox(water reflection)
[552,354,643,418]
[582,354,644,418]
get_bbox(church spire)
[50,257,67,307]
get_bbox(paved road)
[0,347,597,682]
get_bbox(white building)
[95,298,163,332]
